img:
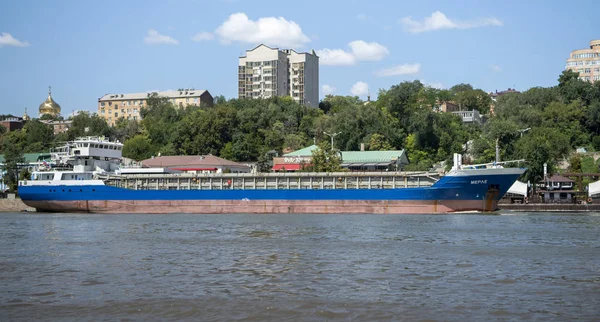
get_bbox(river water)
[1,212,599,321]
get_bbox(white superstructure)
[24,137,123,186]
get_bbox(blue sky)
[1,0,599,117]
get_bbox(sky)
[1,0,599,117]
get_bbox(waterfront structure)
[98,90,213,126]
[271,145,410,172]
[238,44,319,107]
[537,174,576,203]
[38,86,61,117]
[565,39,600,83]
[140,155,251,174]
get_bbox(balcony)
[451,110,482,124]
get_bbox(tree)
[455,89,493,114]
[213,95,227,105]
[68,112,112,140]
[367,133,394,151]
[23,120,54,152]
[1,133,25,192]
[122,135,155,161]
[113,117,141,143]
[450,83,474,95]
[0,124,6,136]
[306,141,342,172]
[568,154,582,172]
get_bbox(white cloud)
[215,13,310,48]
[350,81,369,96]
[322,84,336,95]
[374,63,421,77]
[316,48,357,66]
[491,65,501,72]
[348,40,389,61]
[0,32,29,47]
[357,13,367,21]
[144,29,179,45]
[317,40,388,66]
[191,32,214,41]
[400,11,503,33]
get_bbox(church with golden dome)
[39,86,61,117]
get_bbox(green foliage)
[305,141,342,172]
[6,71,600,176]
[23,120,54,152]
[39,114,61,121]
[0,124,6,136]
[122,135,155,161]
[68,112,112,140]
[455,89,492,114]
[19,167,31,180]
[367,133,394,151]
[1,133,25,192]
[569,154,582,172]
[214,95,227,105]
[113,117,141,143]
[581,156,597,173]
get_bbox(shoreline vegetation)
[2,70,600,195]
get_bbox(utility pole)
[323,131,342,151]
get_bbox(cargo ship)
[18,137,525,214]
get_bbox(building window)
[101,102,105,106]
[122,101,125,106]
[114,112,118,117]
[134,108,138,114]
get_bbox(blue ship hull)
[18,169,525,214]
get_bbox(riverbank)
[0,198,36,213]
[499,203,600,212]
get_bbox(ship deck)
[100,171,442,191]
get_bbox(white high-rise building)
[238,44,319,107]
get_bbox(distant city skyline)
[1,0,599,116]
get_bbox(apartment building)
[238,44,319,107]
[98,89,213,126]
[565,39,600,83]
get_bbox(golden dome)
[39,86,61,116]
[22,108,30,121]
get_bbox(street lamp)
[323,131,342,151]
[518,127,531,138]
